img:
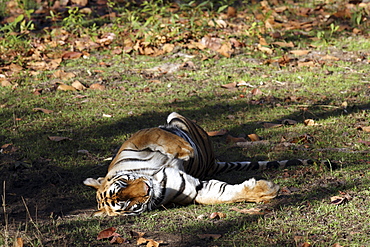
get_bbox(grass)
[1,0,370,246]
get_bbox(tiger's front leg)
[194,179,280,204]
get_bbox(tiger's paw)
[241,178,280,203]
[156,135,194,161]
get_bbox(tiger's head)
[84,173,157,216]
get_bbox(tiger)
[84,112,309,216]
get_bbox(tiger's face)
[84,174,154,216]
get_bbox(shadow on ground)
[0,95,369,246]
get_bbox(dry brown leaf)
[146,239,164,247]
[357,126,370,132]
[304,119,317,126]
[221,82,237,89]
[57,84,77,91]
[97,227,117,240]
[32,108,54,114]
[250,88,263,96]
[89,83,106,91]
[207,129,228,136]
[130,230,146,239]
[289,50,310,56]
[71,0,88,6]
[110,235,128,244]
[198,234,222,240]
[1,144,19,154]
[230,207,266,215]
[10,63,24,72]
[62,51,82,60]
[52,70,76,80]
[72,80,87,90]
[273,41,294,48]
[263,123,283,128]
[330,196,347,205]
[209,212,226,219]
[217,43,233,57]
[298,61,315,67]
[257,44,273,54]
[1,80,12,87]
[48,136,72,142]
[227,6,237,18]
[137,237,148,245]
[247,133,260,141]
[321,55,340,61]
[226,135,246,144]
[14,237,23,247]
[162,43,175,53]
[200,36,222,51]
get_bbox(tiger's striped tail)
[213,159,312,175]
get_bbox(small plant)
[0,9,35,34]
[62,7,85,33]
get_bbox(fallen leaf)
[357,126,370,132]
[109,235,128,244]
[146,239,164,247]
[97,227,117,240]
[48,136,72,142]
[230,207,266,215]
[162,43,175,53]
[137,237,148,245]
[52,70,76,80]
[304,119,318,126]
[57,84,77,91]
[1,144,19,154]
[248,133,261,141]
[330,196,347,205]
[226,135,246,144]
[62,51,82,60]
[289,50,310,56]
[32,108,54,114]
[298,61,315,67]
[257,44,273,54]
[89,83,106,91]
[321,55,339,61]
[197,234,222,240]
[1,80,12,87]
[227,6,237,18]
[263,123,283,128]
[221,82,237,89]
[217,43,233,57]
[14,237,23,247]
[250,88,263,96]
[207,129,228,136]
[72,80,87,90]
[273,41,294,48]
[209,212,226,219]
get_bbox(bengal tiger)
[84,112,309,216]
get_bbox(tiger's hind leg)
[194,178,279,204]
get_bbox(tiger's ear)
[84,177,104,190]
